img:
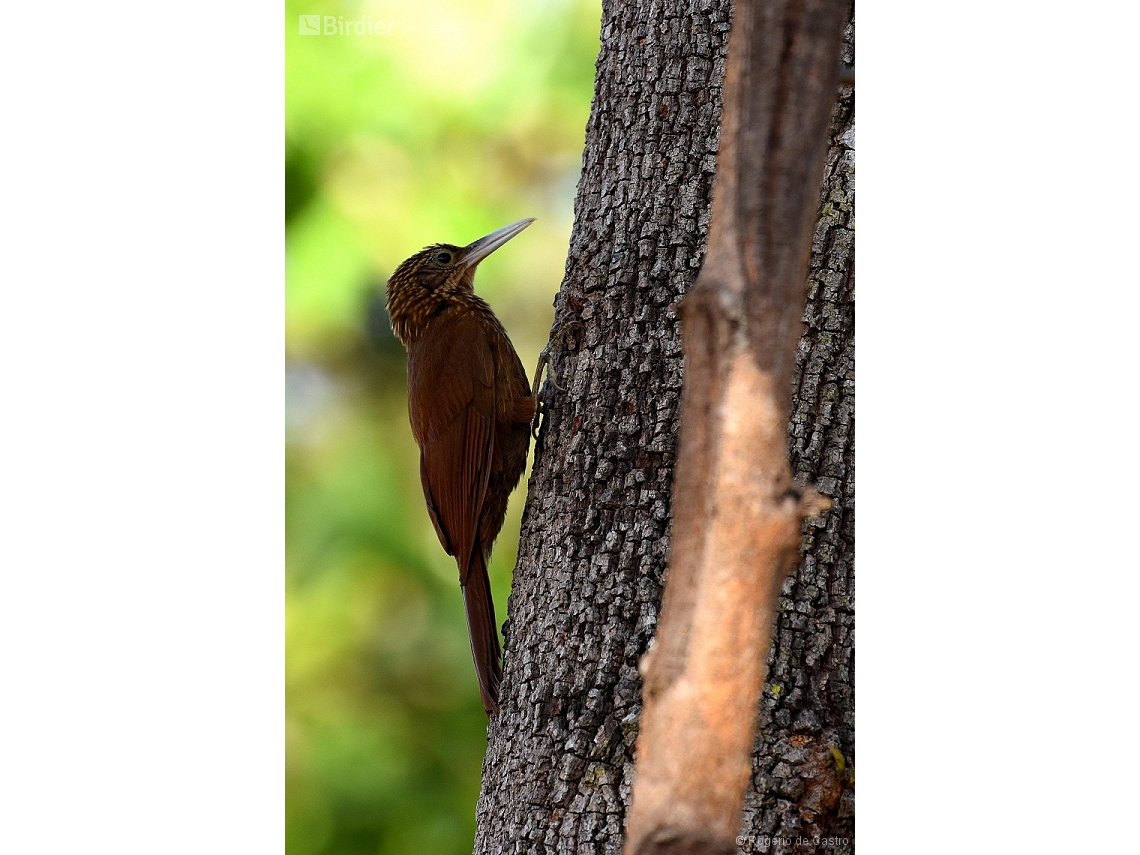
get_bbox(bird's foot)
[531,320,583,396]
[531,399,545,440]
[530,319,583,439]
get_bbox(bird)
[385,218,537,716]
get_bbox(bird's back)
[406,306,531,556]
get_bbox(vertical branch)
[622,0,846,852]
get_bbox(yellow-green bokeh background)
[286,1,599,852]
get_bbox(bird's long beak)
[462,218,535,269]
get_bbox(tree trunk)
[473,1,854,852]
[736,19,854,855]
[622,0,846,850]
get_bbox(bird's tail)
[461,549,502,715]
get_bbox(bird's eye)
[434,251,453,264]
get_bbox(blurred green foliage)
[285,1,599,852]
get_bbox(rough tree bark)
[473,2,854,853]
[737,21,854,855]
[622,0,845,852]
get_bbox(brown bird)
[385,219,537,715]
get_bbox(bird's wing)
[407,318,495,586]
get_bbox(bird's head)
[385,218,534,343]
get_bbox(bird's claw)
[531,320,583,396]
[531,398,545,440]
[530,344,552,400]
[530,319,583,440]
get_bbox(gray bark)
[473,2,854,852]
[737,22,854,853]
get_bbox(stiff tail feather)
[461,549,502,715]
